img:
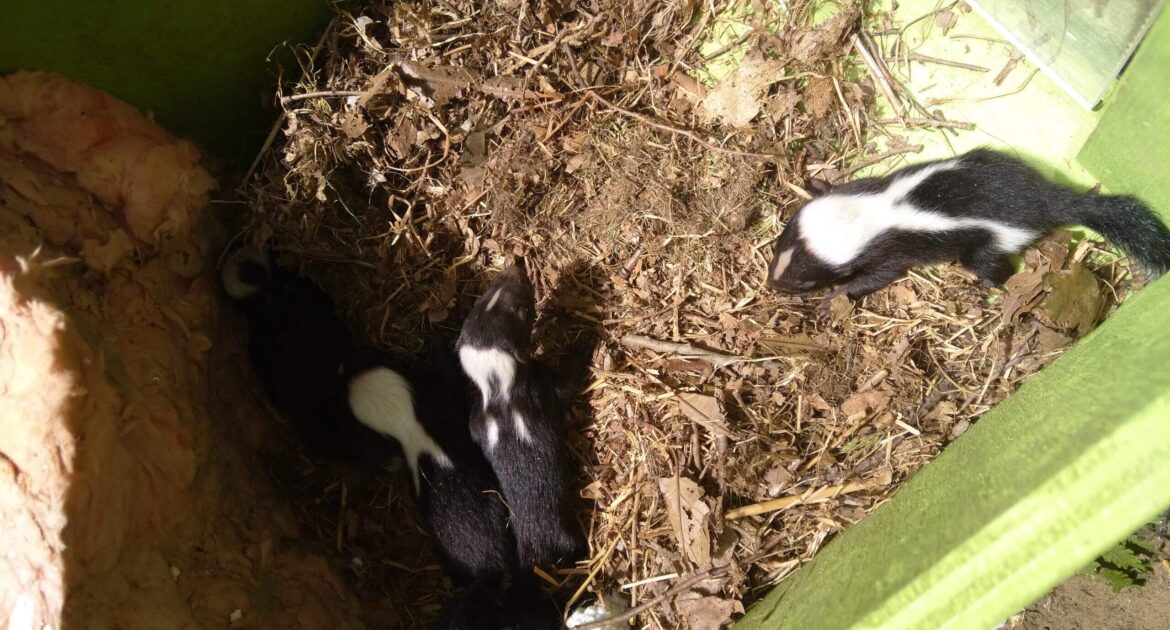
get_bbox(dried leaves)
[235,0,1148,627]
[700,54,788,127]
[676,593,744,630]
[659,475,712,566]
[1042,264,1104,335]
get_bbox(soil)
[1017,565,1170,630]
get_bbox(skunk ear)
[806,178,833,197]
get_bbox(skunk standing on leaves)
[766,148,1170,309]
[457,263,589,571]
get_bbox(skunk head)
[767,190,855,293]
[221,247,271,300]
[459,264,536,356]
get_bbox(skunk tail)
[1077,195,1170,277]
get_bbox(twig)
[994,51,1025,86]
[874,117,976,130]
[725,481,871,520]
[851,34,904,122]
[619,246,645,278]
[281,90,365,105]
[886,53,989,73]
[845,145,924,176]
[960,324,1039,411]
[621,335,782,370]
[565,54,781,161]
[570,545,782,630]
[584,90,781,160]
[859,31,942,122]
[701,27,754,61]
[238,16,338,190]
[518,24,573,99]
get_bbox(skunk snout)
[766,246,803,293]
[460,264,536,352]
[481,263,534,318]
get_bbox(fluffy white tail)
[347,367,450,490]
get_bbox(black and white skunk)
[220,248,397,465]
[348,345,563,628]
[766,148,1170,305]
[347,356,519,585]
[457,264,589,570]
[223,249,557,624]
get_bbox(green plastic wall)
[1079,6,1170,216]
[0,0,331,167]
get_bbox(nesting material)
[0,71,364,628]
[241,1,1148,627]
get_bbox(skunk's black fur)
[767,148,1170,301]
[457,264,588,570]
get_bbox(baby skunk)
[225,249,556,626]
[767,148,1170,305]
[457,264,588,570]
[221,248,396,465]
[348,347,560,629]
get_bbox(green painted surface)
[0,0,331,166]
[738,276,1170,630]
[1079,6,1170,220]
[863,0,1099,182]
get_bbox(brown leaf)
[764,464,794,496]
[840,390,890,421]
[677,393,729,436]
[1041,263,1104,335]
[1001,269,1046,324]
[676,593,743,630]
[805,76,836,118]
[398,61,474,108]
[889,284,916,307]
[829,292,853,325]
[672,72,707,105]
[658,476,712,565]
[757,333,830,356]
[341,110,370,139]
[1036,232,1073,269]
[935,10,958,34]
[787,4,861,61]
[387,115,418,160]
[422,265,459,323]
[699,54,787,127]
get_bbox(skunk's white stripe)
[459,346,516,407]
[485,416,500,450]
[798,162,1037,267]
[770,247,794,281]
[348,368,451,490]
[513,412,532,444]
[485,286,504,312]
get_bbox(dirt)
[1017,566,1170,630]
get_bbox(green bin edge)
[0,0,332,169]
